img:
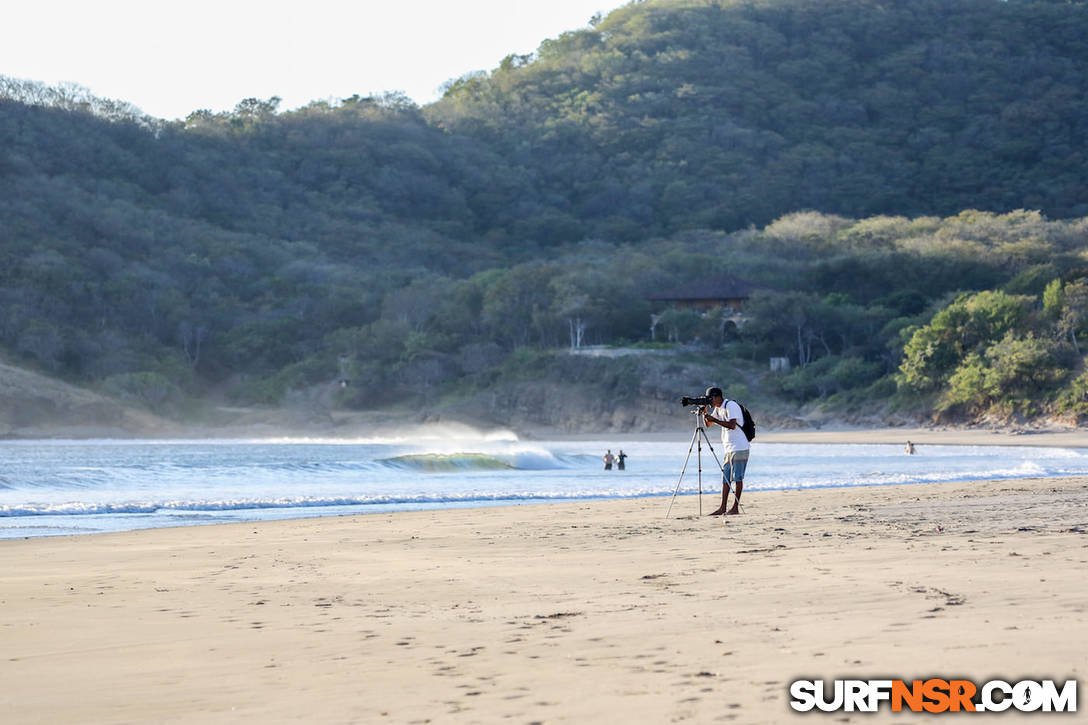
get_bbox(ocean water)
[2,432,1087,539]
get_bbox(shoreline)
[516,425,1088,449]
[3,475,1085,722]
[3,428,1087,541]
[755,426,1088,448]
[3,425,1088,448]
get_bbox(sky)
[3,0,631,120]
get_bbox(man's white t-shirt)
[711,400,750,453]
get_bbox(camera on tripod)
[680,395,713,407]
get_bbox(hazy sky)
[4,0,631,120]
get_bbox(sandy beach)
[2,430,1086,723]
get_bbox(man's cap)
[705,386,723,398]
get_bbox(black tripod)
[664,406,740,518]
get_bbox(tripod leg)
[697,435,702,516]
[698,427,726,476]
[665,429,701,519]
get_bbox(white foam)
[3,440,1088,540]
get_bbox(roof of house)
[647,275,770,302]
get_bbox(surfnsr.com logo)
[789,679,1077,713]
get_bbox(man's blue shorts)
[723,449,749,484]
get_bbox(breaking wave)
[377,450,582,471]
[379,453,515,471]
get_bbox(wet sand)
[2,460,1086,722]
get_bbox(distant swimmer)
[617,450,627,471]
[906,440,915,455]
[603,450,615,470]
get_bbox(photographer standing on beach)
[702,387,749,516]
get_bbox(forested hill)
[431,0,1088,237]
[2,0,1088,430]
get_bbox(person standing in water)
[603,450,615,470]
[617,450,627,470]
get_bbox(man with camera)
[701,387,748,516]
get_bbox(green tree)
[654,308,704,344]
[479,263,561,349]
[942,332,1060,414]
[1043,278,1065,320]
[1056,281,1088,355]
[899,291,1033,392]
[743,291,824,368]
